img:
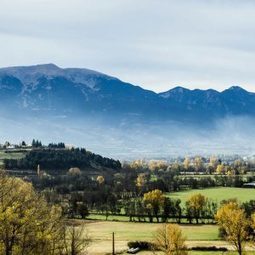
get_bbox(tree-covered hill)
[4,148,121,172]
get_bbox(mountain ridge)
[0,64,253,94]
[1,64,255,122]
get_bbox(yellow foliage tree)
[96,175,105,185]
[183,157,190,171]
[186,193,207,224]
[149,160,168,171]
[215,201,249,255]
[209,156,218,169]
[216,164,225,174]
[0,171,90,255]
[136,173,147,188]
[194,157,203,172]
[143,189,165,222]
[0,173,64,255]
[68,167,81,176]
[154,224,187,255]
[130,159,146,170]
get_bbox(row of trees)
[126,157,251,175]
[122,190,217,223]
[1,140,64,149]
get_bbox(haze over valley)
[1,64,255,159]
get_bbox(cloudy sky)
[1,0,255,92]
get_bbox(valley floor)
[85,221,254,255]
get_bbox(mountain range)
[0,64,255,121]
[1,64,255,158]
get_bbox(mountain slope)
[0,64,166,120]
[1,64,255,122]
[159,86,255,118]
[1,64,255,158]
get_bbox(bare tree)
[64,222,90,255]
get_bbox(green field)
[85,220,254,254]
[0,150,25,160]
[0,150,26,166]
[167,187,255,205]
[87,221,219,241]
[86,221,219,254]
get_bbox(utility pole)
[112,232,115,255]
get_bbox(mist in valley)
[1,114,255,160]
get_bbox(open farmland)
[86,221,219,254]
[167,187,255,205]
[86,221,219,241]
[85,221,254,254]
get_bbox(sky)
[1,0,255,92]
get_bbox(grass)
[167,187,255,205]
[84,220,255,254]
[0,150,26,167]
[86,221,219,242]
[0,150,25,160]
[87,214,130,222]
[86,221,220,254]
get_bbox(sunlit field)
[86,221,220,254]
[167,187,255,205]
[85,220,255,254]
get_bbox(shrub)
[190,246,228,251]
[127,241,154,250]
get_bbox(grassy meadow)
[0,150,25,166]
[86,221,219,241]
[85,220,254,254]
[167,187,255,205]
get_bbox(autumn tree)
[208,156,218,173]
[129,159,146,170]
[0,172,65,255]
[143,189,165,222]
[0,171,90,255]
[194,157,204,172]
[68,167,81,176]
[136,173,147,189]
[64,222,90,255]
[183,157,190,172]
[96,175,105,185]
[154,224,187,255]
[209,156,218,168]
[149,160,168,171]
[186,193,207,223]
[216,164,225,174]
[215,201,250,255]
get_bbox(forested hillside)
[4,147,121,172]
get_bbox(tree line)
[23,162,255,222]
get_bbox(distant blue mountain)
[0,64,255,122]
[2,64,255,158]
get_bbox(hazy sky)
[1,0,255,92]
